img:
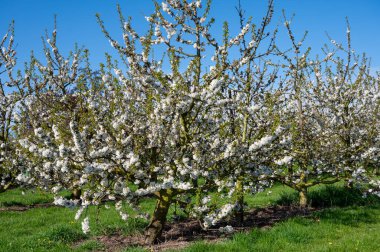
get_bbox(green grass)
[245,183,295,208]
[0,192,155,252]
[0,187,74,207]
[0,187,53,207]
[0,202,150,251]
[0,184,379,251]
[0,206,82,251]
[177,183,380,252]
[0,189,163,251]
[180,205,380,252]
[275,183,380,208]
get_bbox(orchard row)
[0,0,379,244]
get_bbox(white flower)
[52,125,60,139]
[176,182,192,190]
[58,144,67,158]
[75,207,85,220]
[240,57,249,65]
[120,212,129,221]
[52,186,61,193]
[53,196,78,208]
[224,140,236,158]
[16,173,30,183]
[81,217,90,234]
[247,105,260,114]
[114,68,122,76]
[41,149,53,158]
[201,196,211,205]
[102,74,110,83]
[166,27,176,39]
[249,135,274,151]
[162,2,170,12]
[115,201,123,211]
[248,39,256,48]
[274,156,293,166]
[209,79,223,91]
[219,225,234,234]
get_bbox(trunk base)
[299,188,308,208]
[144,190,172,244]
[235,180,244,224]
[0,181,13,193]
[71,188,82,199]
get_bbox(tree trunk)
[235,179,244,224]
[71,188,82,199]
[344,178,353,189]
[0,181,13,193]
[375,167,380,176]
[145,190,172,244]
[299,187,308,208]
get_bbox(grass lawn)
[0,187,53,207]
[179,205,380,252]
[0,184,379,252]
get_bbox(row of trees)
[1,0,379,244]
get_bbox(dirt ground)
[91,205,316,251]
[0,203,53,212]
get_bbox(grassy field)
[0,184,379,252]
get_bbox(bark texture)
[145,190,173,244]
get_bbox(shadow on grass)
[313,206,378,226]
[0,188,72,208]
[274,184,380,227]
[276,185,380,208]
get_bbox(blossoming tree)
[15,0,282,244]
[0,23,23,192]
[270,19,380,206]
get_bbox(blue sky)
[1,0,380,71]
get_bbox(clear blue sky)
[1,0,380,71]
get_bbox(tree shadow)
[311,206,379,227]
[275,185,380,208]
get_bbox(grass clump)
[43,225,86,243]
[76,240,105,251]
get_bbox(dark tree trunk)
[299,187,308,208]
[0,181,13,193]
[144,190,173,244]
[71,188,82,199]
[236,180,244,224]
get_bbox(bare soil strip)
[91,205,316,251]
[0,203,54,212]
